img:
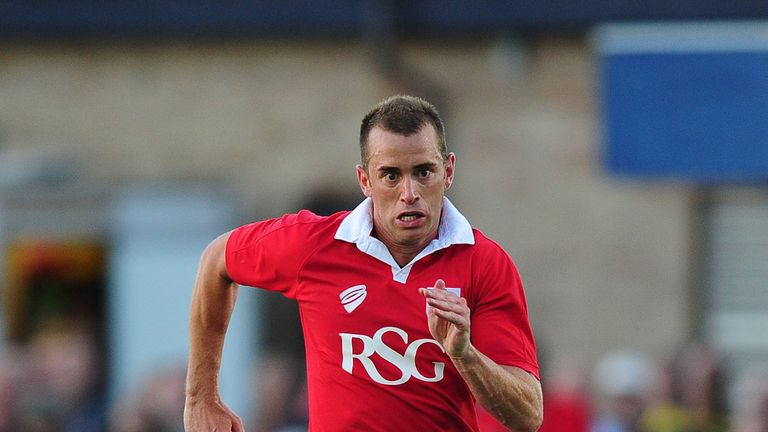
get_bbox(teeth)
[401,215,418,221]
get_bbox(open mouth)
[398,211,425,222]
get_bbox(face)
[357,124,455,260]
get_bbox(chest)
[295,246,474,336]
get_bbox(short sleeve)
[225,211,320,299]
[470,242,539,379]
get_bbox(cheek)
[375,184,399,198]
[371,193,394,211]
[426,181,446,196]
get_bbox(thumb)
[434,279,446,290]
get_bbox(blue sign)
[597,23,768,182]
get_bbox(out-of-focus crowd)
[0,323,186,432]
[497,342,768,432]
[2,325,768,432]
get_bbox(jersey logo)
[340,284,367,313]
[340,326,445,386]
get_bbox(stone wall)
[0,36,691,371]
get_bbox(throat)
[387,239,435,268]
[391,250,419,268]
[370,222,438,267]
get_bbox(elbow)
[509,406,542,432]
[515,385,544,432]
[511,417,542,432]
[527,398,544,432]
[199,232,232,281]
[529,410,543,432]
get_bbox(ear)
[356,165,373,197]
[444,153,456,190]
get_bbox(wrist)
[449,343,479,367]
[185,386,220,403]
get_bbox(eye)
[417,168,433,178]
[384,172,399,182]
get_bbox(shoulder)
[271,209,348,232]
[463,228,521,277]
[229,210,350,251]
[469,228,512,258]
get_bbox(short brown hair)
[359,95,447,168]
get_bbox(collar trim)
[335,197,474,282]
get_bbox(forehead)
[366,125,442,168]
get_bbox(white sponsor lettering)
[340,326,445,385]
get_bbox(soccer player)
[184,95,543,432]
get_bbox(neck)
[389,245,427,268]
[372,225,439,268]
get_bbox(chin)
[399,231,429,245]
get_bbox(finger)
[422,287,461,303]
[420,286,453,300]
[427,297,468,314]
[431,308,470,329]
[434,278,446,290]
[437,301,468,330]
[232,416,245,432]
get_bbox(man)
[184,95,543,431]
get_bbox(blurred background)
[1,2,768,431]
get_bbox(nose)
[400,176,419,204]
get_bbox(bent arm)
[453,348,543,432]
[185,232,244,432]
[421,281,542,432]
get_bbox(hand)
[184,396,244,432]
[419,279,471,359]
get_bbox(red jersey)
[226,198,538,431]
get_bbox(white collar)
[335,197,475,283]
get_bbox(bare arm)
[184,232,245,432]
[420,280,543,432]
[453,350,542,431]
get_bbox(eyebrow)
[376,162,438,173]
[376,165,401,173]
[413,162,438,171]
